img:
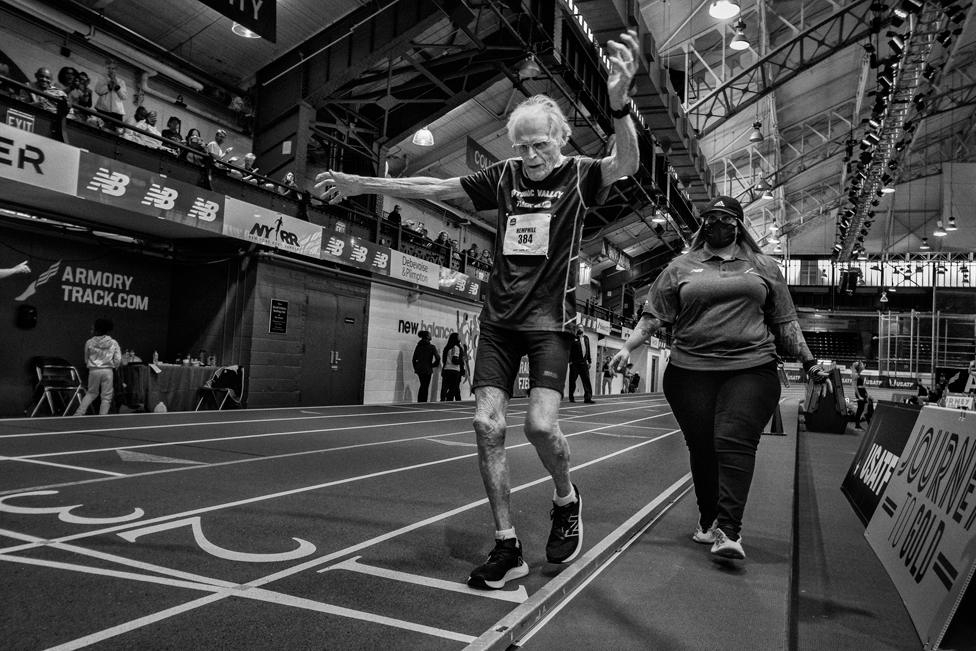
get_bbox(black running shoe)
[546,484,582,563]
[467,538,529,590]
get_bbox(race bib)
[502,213,551,256]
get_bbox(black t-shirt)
[460,157,603,332]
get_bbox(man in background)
[412,331,440,402]
[568,327,593,403]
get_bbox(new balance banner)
[320,228,391,275]
[222,197,322,258]
[75,151,225,233]
[438,268,482,301]
[864,406,976,650]
[0,123,79,195]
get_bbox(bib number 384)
[503,213,551,256]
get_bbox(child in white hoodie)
[75,318,122,416]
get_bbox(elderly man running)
[315,29,641,589]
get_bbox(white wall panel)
[365,284,481,404]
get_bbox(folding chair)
[27,357,86,417]
[195,365,246,411]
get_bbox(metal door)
[301,291,366,406]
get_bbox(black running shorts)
[472,323,572,395]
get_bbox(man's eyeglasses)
[702,214,738,225]
[512,140,553,156]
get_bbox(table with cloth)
[120,364,216,412]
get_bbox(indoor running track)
[1,394,692,650]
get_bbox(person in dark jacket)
[567,327,593,403]
[412,331,440,402]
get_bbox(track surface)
[2,394,696,650]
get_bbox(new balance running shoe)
[468,538,529,590]
[546,484,582,563]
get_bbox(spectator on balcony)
[184,128,207,166]
[479,248,493,266]
[465,242,479,261]
[229,153,259,183]
[386,204,402,225]
[94,58,127,131]
[278,170,300,198]
[0,63,29,102]
[30,67,67,112]
[57,66,76,92]
[206,128,233,161]
[66,70,93,119]
[161,116,183,145]
[132,109,162,148]
[435,230,451,248]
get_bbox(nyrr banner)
[222,197,322,257]
[195,0,276,42]
[864,406,976,649]
[0,122,79,194]
[76,151,225,233]
[320,228,391,275]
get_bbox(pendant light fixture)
[412,126,434,147]
[729,19,750,50]
[709,0,741,20]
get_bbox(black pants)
[854,387,868,425]
[568,362,592,400]
[440,369,462,401]
[663,361,781,538]
[416,372,432,402]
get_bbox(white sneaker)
[710,528,746,560]
[692,521,718,544]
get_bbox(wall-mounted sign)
[466,137,498,172]
[269,299,288,334]
[196,0,277,42]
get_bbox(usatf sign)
[864,406,976,649]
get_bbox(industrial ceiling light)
[933,221,948,236]
[652,209,667,224]
[748,121,764,143]
[762,187,774,200]
[729,20,750,50]
[708,0,741,20]
[773,243,783,253]
[946,215,958,231]
[232,23,262,38]
[412,126,434,147]
[920,237,930,250]
[769,219,779,232]
[517,54,542,80]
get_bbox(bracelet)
[609,105,631,119]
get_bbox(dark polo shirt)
[645,244,797,371]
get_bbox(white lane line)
[117,450,205,465]
[38,428,681,649]
[0,456,126,477]
[0,552,476,645]
[12,415,477,460]
[499,478,694,650]
[0,412,676,555]
[424,438,477,447]
[0,408,469,439]
[320,555,529,604]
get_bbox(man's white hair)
[506,95,571,143]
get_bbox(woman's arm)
[773,319,830,383]
[609,314,663,371]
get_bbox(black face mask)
[704,222,737,248]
